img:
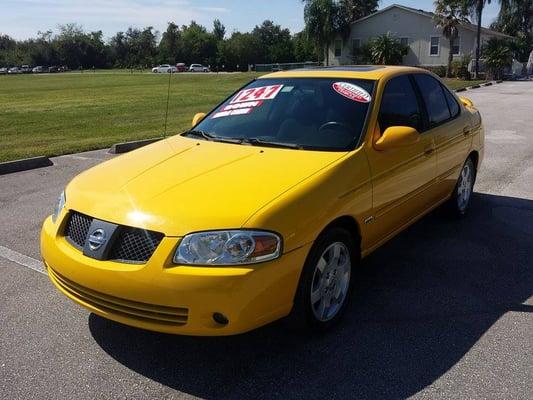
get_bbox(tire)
[289,227,358,332]
[448,157,476,216]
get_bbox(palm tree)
[465,0,510,78]
[302,0,350,66]
[368,33,409,65]
[434,0,469,78]
[492,0,533,62]
[484,37,513,79]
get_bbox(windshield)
[188,77,375,151]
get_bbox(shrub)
[367,33,409,65]
[419,65,447,77]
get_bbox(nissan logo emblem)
[88,229,107,251]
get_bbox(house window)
[451,36,460,55]
[400,37,409,47]
[430,36,440,56]
[334,39,342,57]
[352,38,361,55]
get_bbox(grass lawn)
[443,78,486,91]
[0,71,484,162]
[0,71,261,162]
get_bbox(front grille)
[64,211,164,263]
[109,228,164,263]
[65,212,92,248]
[48,267,188,326]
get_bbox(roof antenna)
[163,70,173,137]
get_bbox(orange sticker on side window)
[332,82,371,103]
[230,84,283,104]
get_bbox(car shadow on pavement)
[89,192,533,399]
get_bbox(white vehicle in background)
[8,67,22,74]
[151,64,178,73]
[189,64,209,72]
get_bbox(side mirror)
[192,112,207,127]
[459,97,474,107]
[374,126,420,151]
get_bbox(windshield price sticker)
[222,100,263,111]
[230,84,284,104]
[332,82,371,103]
[212,107,253,119]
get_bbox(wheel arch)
[315,216,362,258]
[468,150,479,170]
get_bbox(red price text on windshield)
[230,84,283,104]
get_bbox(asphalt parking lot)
[1,81,532,400]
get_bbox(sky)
[0,0,502,41]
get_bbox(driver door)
[365,74,438,250]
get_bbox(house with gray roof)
[328,4,512,67]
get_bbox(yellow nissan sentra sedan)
[41,66,484,335]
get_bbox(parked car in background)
[8,67,22,74]
[48,66,59,73]
[176,63,187,72]
[152,64,178,73]
[32,66,45,73]
[189,64,209,72]
[21,65,31,73]
[0,67,7,75]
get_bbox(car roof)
[259,65,426,80]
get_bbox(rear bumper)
[41,215,310,336]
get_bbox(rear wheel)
[289,227,357,332]
[449,158,476,216]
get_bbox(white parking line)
[0,245,45,274]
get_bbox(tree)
[340,0,380,22]
[302,0,350,66]
[180,21,217,66]
[213,19,226,41]
[158,22,182,64]
[434,0,469,77]
[367,33,409,65]
[218,32,262,70]
[293,30,322,62]
[491,0,533,62]
[109,26,157,68]
[484,37,513,78]
[252,20,295,63]
[464,0,509,78]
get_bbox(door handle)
[463,127,472,136]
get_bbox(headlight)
[174,230,281,265]
[52,191,66,223]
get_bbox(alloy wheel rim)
[310,242,351,322]
[457,163,473,211]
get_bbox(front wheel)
[449,158,476,216]
[289,227,357,332]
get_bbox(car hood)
[66,135,346,236]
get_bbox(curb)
[0,156,53,175]
[109,137,163,154]
[468,84,481,90]
[455,87,467,92]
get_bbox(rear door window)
[413,74,451,126]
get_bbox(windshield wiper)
[242,138,303,150]
[184,130,242,144]
[184,129,216,140]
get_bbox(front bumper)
[41,215,311,336]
